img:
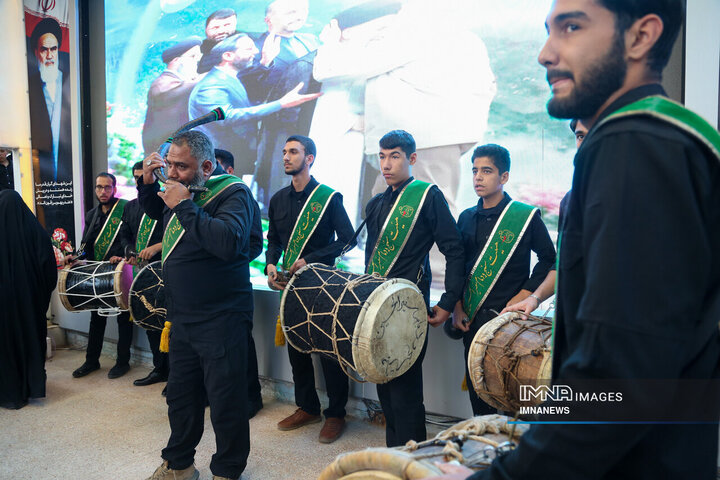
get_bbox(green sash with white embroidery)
[94,199,127,261]
[598,95,720,161]
[282,184,337,271]
[161,175,244,264]
[133,213,158,276]
[463,200,537,320]
[367,179,433,276]
[136,213,158,253]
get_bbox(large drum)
[280,263,427,384]
[57,260,133,314]
[319,414,528,479]
[129,261,166,331]
[468,312,553,412]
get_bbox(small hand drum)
[319,414,528,479]
[57,260,133,315]
[280,263,428,384]
[468,312,553,412]
[129,261,166,331]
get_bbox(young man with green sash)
[139,131,257,480]
[265,135,355,444]
[117,161,168,388]
[364,130,465,447]
[452,144,556,416]
[71,172,133,380]
[501,119,589,316]
[431,1,720,479]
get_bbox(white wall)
[0,0,33,199]
[685,0,720,126]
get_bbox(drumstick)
[124,246,148,268]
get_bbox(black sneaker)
[107,363,131,379]
[72,362,100,378]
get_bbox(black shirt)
[457,192,556,313]
[364,177,465,312]
[138,177,258,322]
[472,85,720,479]
[266,176,355,270]
[119,198,164,262]
[0,158,12,191]
[80,197,125,261]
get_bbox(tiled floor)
[0,349,386,480]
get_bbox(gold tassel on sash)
[275,315,286,347]
[461,376,468,391]
[160,321,172,353]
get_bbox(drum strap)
[282,183,337,271]
[161,174,244,264]
[463,200,537,320]
[94,199,127,261]
[367,179,433,276]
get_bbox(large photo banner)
[105,0,575,281]
[24,0,76,245]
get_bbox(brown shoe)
[277,408,321,431]
[145,460,199,480]
[319,417,346,443]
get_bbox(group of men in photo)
[62,0,719,480]
[141,1,323,210]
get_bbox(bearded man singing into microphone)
[139,130,258,480]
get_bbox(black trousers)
[247,328,262,406]
[162,313,250,479]
[86,310,133,365]
[145,329,169,376]
[463,309,499,416]
[376,338,428,447]
[288,346,349,418]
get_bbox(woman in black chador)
[0,190,57,409]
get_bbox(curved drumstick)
[155,107,226,193]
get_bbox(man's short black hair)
[214,149,234,170]
[286,135,316,158]
[598,0,684,75]
[569,119,579,133]
[379,130,416,158]
[206,8,236,26]
[96,172,117,187]
[210,33,250,58]
[132,161,143,172]
[471,144,511,174]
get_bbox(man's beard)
[39,60,59,85]
[96,195,112,206]
[188,169,206,188]
[547,34,627,119]
[285,165,304,176]
[233,56,253,72]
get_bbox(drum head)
[352,279,427,384]
[318,448,443,480]
[57,266,75,312]
[113,260,134,310]
[468,312,552,412]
